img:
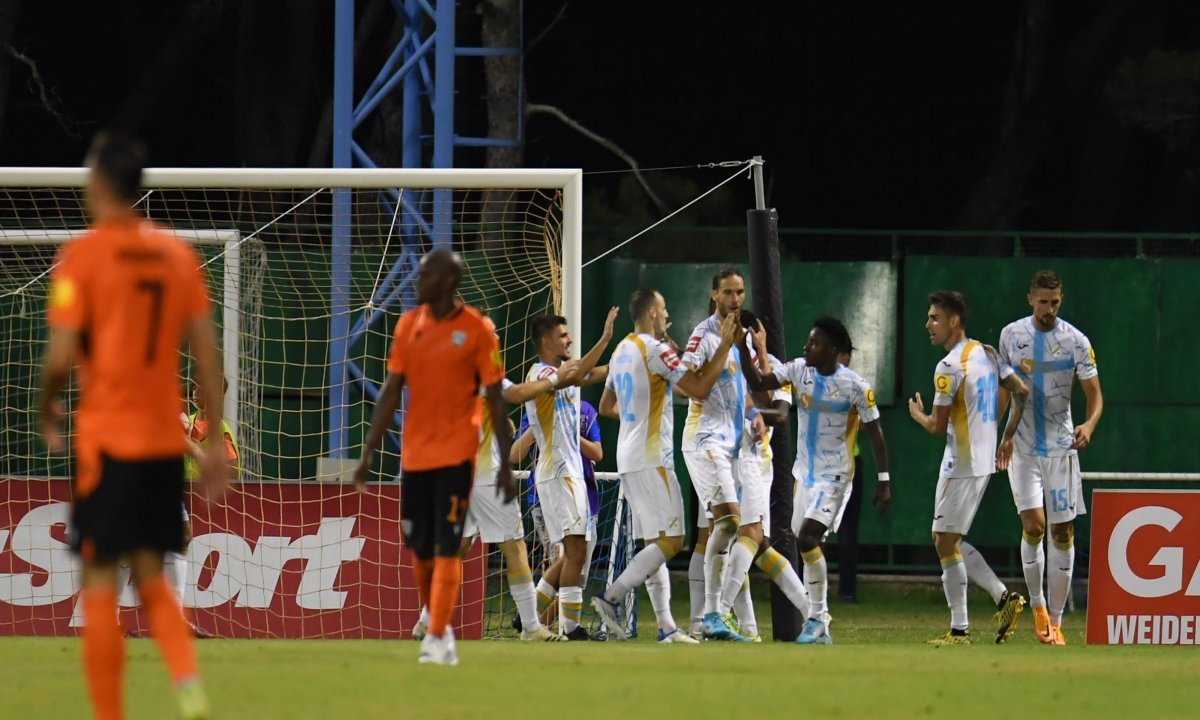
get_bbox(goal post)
[0,166,625,640]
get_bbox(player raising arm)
[353,249,513,665]
[740,316,890,645]
[41,132,227,720]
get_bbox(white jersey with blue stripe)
[524,362,584,482]
[932,340,1012,478]
[999,317,1097,458]
[605,333,686,473]
[681,314,751,458]
[773,359,879,486]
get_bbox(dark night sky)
[3,1,1200,230]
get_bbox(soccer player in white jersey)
[411,365,579,643]
[716,322,813,641]
[741,316,892,645]
[681,267,769,641]
[592,289,736,643]
[524,308,618,639]
[908,291,1029,645]
[997,270,1102,645]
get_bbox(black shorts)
[71,454,186,563]
[401,462,473,559]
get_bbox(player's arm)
[863,419,892,514]
[563,306,619,387]
[598,387,618,419]
[353,371,406,491]
[510,425,535,464]
[502,359,579,404]
[757,395,791,427]
[38,327,79,452]
[580,435,603,462]
[676,313,739,398]
[187,313,230,501]
[996,393,1025,471]
[221,430,240,480]
[484,379,516,502]
[907,392,950,435]
[1072,376,1103,450]
[736,337,783,392]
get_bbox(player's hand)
[495,464,517,504]
[719,312,742,347]
[352,457,373,494]
[996,437,1015,471]
[1071,422,1094,450]
[872,481,892,515]
[556,359,582,387]
[40,399,66,453]
[751,412,768,443]
[600,306,619,343]
[752,320,768,357]
[198,444,230,504]
[907,392,925,422]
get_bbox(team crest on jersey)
[50,278,75,310]
[935,375,952,395]
[451,330,467,347]
[799,394,812,410]
[1020,358,1035,375]
[1050,344,1063,358]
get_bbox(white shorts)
[622,467,686,540]
[535,474,594,544]
[683,449,740,511]
[1008,453,1086,524]
[463,483,524,544]
[931,474,989,534]
[793,474,851,536]
[736,455,772,535]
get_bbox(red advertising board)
[0,478,485,638]
[1087,489,1200,645]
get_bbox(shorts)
[792,474,851,537]
[682,449,740,511]
[463,481,525,544]
[622,467,686,541]
[1008,453,1086,525]
[736,454,772,534]
[535,474,593,544]
[71,453,186,563]
[931,473,989,535]
[401,462,473,558]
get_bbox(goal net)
[0,168,636,639]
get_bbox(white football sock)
[960,541,1006,605]
[757,546,810,619]
[559,585,583,634]
[732,577,757,637]
[941,553,969,631]
[1047,538,1074,626]
[688,546,705,632]
[703,518,739,615]
[508,572,540,631]
[645,563,676,633]
[535,577,558,617]
[718,536,758,614]
[1021,533,1046,609]
[801,546,828,621]
[605,542,667,602]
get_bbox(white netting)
[0,170,639,639]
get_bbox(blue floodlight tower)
[327,0,523,462]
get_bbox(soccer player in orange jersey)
[353,248,514,665]
[40,132,228,720]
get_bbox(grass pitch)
[2,580,1195,720]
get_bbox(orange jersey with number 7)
[47,217,211,478]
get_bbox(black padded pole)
[746,208,801,641]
